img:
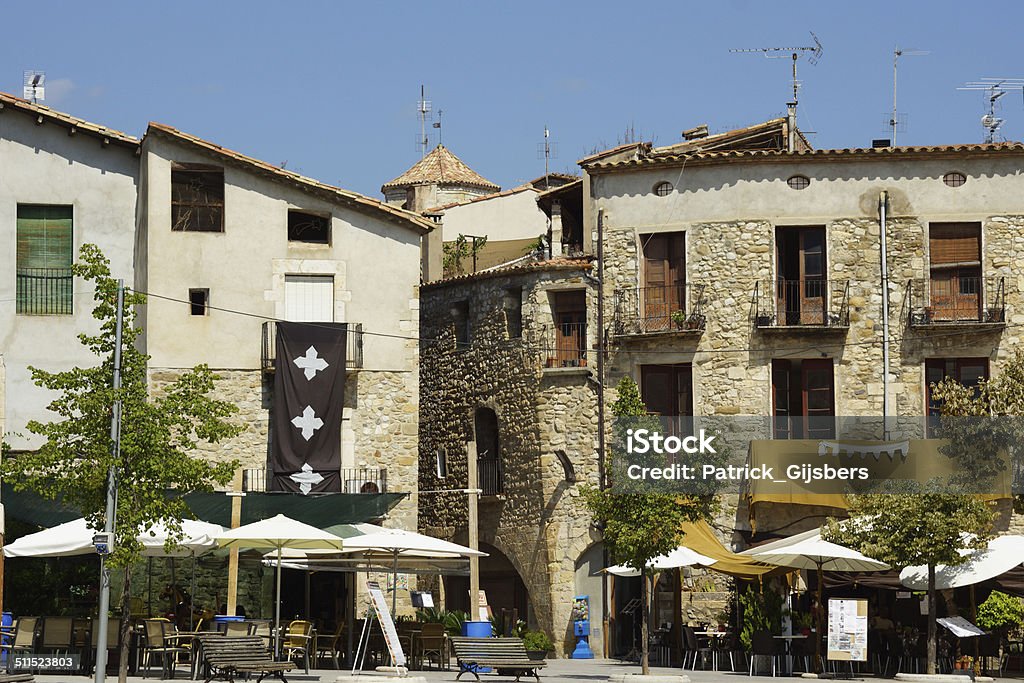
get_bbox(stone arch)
[443,541,531,626]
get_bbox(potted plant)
[670,310,687,329]
[523,630,554,660]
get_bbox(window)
[787,175,811,190]
[171,163,224,232]
[641,231,686,330]
[475,408,503,495]
[641,364,693,435]
[776,226,826,325]
[504,288,523,340]
[435,446,448,479]
[288,210,330,243]
[188,288,209,316]
[772,358,835,439]
[16,204,73,315]
[943,172,967,188]
[451,300,470,348]
[925,358,988,433]
[929,223,982,321]
[653,181,674,196]
[284,275,334,321]
[549,291,586,367]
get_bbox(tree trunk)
[815,564,824,674]
[640,568,650,675]
[927,564,937,675]
[118,564,133,683]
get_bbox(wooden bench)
[449,636,546,682]
[195,634,293,683]
[0,675,35,683]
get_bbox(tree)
[824,490,994,674]
[583,377,720,674]
[0,244,242,682]
[442,234,488,277]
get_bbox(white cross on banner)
[272,322,348,493]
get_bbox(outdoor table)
[774,634,808,675]
[695,631,729,670]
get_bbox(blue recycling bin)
[213,615,245,632]
[1,612,11,665]
[461,621,492,672]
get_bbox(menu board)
[827,598,868,662]
[367,581,407,668]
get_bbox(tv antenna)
[537,125,558,188]
[958,78,1024,143]
[433,109,443,147]
[23,70,45,104]
[416,85,432,157]
[730,32,823,104]
[890,46,928,145]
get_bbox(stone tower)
[382,144,500,211]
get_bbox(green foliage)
[415,607,468,636]
[443,234,488,277]
[522,630,554,652]
[738,584,786,651]
[976,591,1024,633]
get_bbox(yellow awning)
[677,520,780,579]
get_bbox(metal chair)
[2,617,39,672]
[749,630,785,676]
[141,619,188,679]
[416,622,448,670]
[282,620,315,674]
[315,623,344,669]
[223,621,253,637]
[40,616,74,657]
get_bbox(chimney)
[682,124,709,141]
[786,102,797,151]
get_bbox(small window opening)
[189,288,209,316]
[288,210,330,243]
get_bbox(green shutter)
[16,205,73,314]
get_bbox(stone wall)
[418,263,602,656]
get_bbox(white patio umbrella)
[337,527,486,614]
[751,536,889,672]
[900,535,1024,590]
[215,514,344,655]
[604,546,717,576]
[4,517,224,557]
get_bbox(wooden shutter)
[642,232,686,328]
[930,223,981,266]
[772,359,792,439]
[802,358,835,440]
[284,275,334,322]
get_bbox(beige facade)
[0,95,140,450]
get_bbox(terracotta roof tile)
[424,184,538,213]
[0,91,138,147]
[424,255,594,288]
[146,123,434,234]
[383,145,499,192]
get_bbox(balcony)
[906,277,1005,329]
[261,321,364,373]
[752,279,850,331]
[612,284,707,338]
[540,321,590,369]
[477,458,504,496]
[16,267,73,315]
[242,466,387,493]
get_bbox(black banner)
[272,321,347,494]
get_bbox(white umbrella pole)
[276,546,283,658]
[392,549,399,616]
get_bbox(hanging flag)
[271,321,347,493]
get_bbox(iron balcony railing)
[540,321,589,368]
[261,321,363,373]
[16,267,73,315]
[752,279,850,329]
[906,276,1005,326]
[612,283,707,335]
[242,466,387,493]
[478,458,504,496]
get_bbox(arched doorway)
[444,543,529,625]
[474,407,503,495]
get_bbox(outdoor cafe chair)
[749,630,785,676]
[282,620,315,674]
[222,621,254,637]
[315,623,344,669]
[415,622,447,670]
[40,616,74,657]
[141,619,188,679]
[2,617,39,672]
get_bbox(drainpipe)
[596,207,609,658]
[879,192,891,440]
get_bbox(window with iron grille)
[171,163,225,232]
[942,172,967,188]
[16,204,73,315]
[786,175,810,190]
[653,181,674,196]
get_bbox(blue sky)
[3,1,1023,198]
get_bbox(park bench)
[195,634,293,683]
[0,675,35,682]
[449,636,546,682]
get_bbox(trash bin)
[461,621,492,672]
[213,615,245,632]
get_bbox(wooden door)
[801,358,835,440]
[772,359,794,439]
[929,224,981,321]
[642,233,686,330]
[641,365,693,436]
[798,230,826,324]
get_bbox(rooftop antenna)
[958,78,1024,142]
[537,126,558,189]
[416,85,432,157]
[23,70,45,104]
[890,45,928,146]
[432,109,443,147]
[730,32,823,105]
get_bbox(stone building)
[382,144,500,212]
[417,256,606,655]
